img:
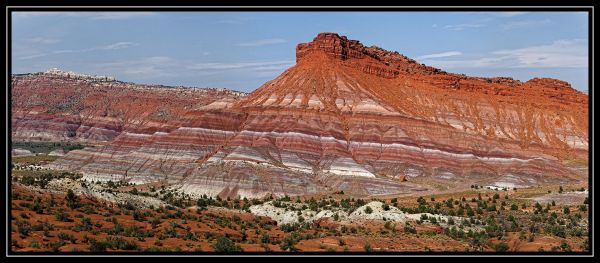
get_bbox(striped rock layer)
[13,33,588,199]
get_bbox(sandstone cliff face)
[13,33,589,199]
[11,73,245,142]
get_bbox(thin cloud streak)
[236,38,287,47]
[443,23,486,31]
[27,37,61,44]
[420,39,587,69]
[13,12,157,20]
[500,19,552,30]
[417,51,462,60]
[89,57,295,79]
[493,39,587,68]
[19,42,139,59]
[188,60,294,71]
[491,12,529,18]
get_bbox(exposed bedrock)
[15,32,588,198]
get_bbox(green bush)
[66,189,80,209]
[494,242,509,252]
[364,243,373,252]
[54,209,71,222]
[404,223,417,234]
[88,239,108,252]
[213,236,242,252]
[16,220,30,237]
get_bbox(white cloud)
[93,56,178,77]
[102,42,138,50]
[18,53,47,60]
[88,57,295,80]
[420,56,510,69]
[443,23,486,31]
[27,37,60,44]
[493,39,587,68]
[210,17,256,25]
[54,41,139,54]
[17,41,138,59]
[492,12,529,18]
[13,12,156,20]
[211,19,244,25]
[188,60,294,71]
[420,39,587,70]
[88,12,157,20]
[500,19,552,30]
[236,38,287,47]
[417,51,462,60]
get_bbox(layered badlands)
[12,33,588,199]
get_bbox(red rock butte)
[12,32,589,199]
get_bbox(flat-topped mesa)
[296,32,367,61]
[44,68,115,82]
[296,32,445,77]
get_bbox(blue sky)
[12,11,589,92]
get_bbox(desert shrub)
[58,232,77,243]
[80,205,97,214]
[123,225,150,239]
[448,217,455,225]
[32,198,43,214]
[364,243,373,252]
[88,239,108,252]
[74,217,93,231]
[150,217,161,228]
[50,240,66,252]
[261,233,270,244]
[104,236,139,250]
[280,223,301,232]
[133,210,145,221]
[29,239,41,249]
[430,217,438,224]
[494,242,509,252]
[404,223,417,234]
[382,204,390,211]
[16,220,30,237]
[183,230,198,241]
[213,236,242,252]
[280,232,302,252]
[161,224,178,239]
[364,206,373,214]
[66,189,80,209]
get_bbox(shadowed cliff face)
[12,32,588,199]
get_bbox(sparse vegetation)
[9,175,588,253]
[213,236,242,252]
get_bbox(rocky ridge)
[13,33,589,199]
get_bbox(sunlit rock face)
[15,33,588,198]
